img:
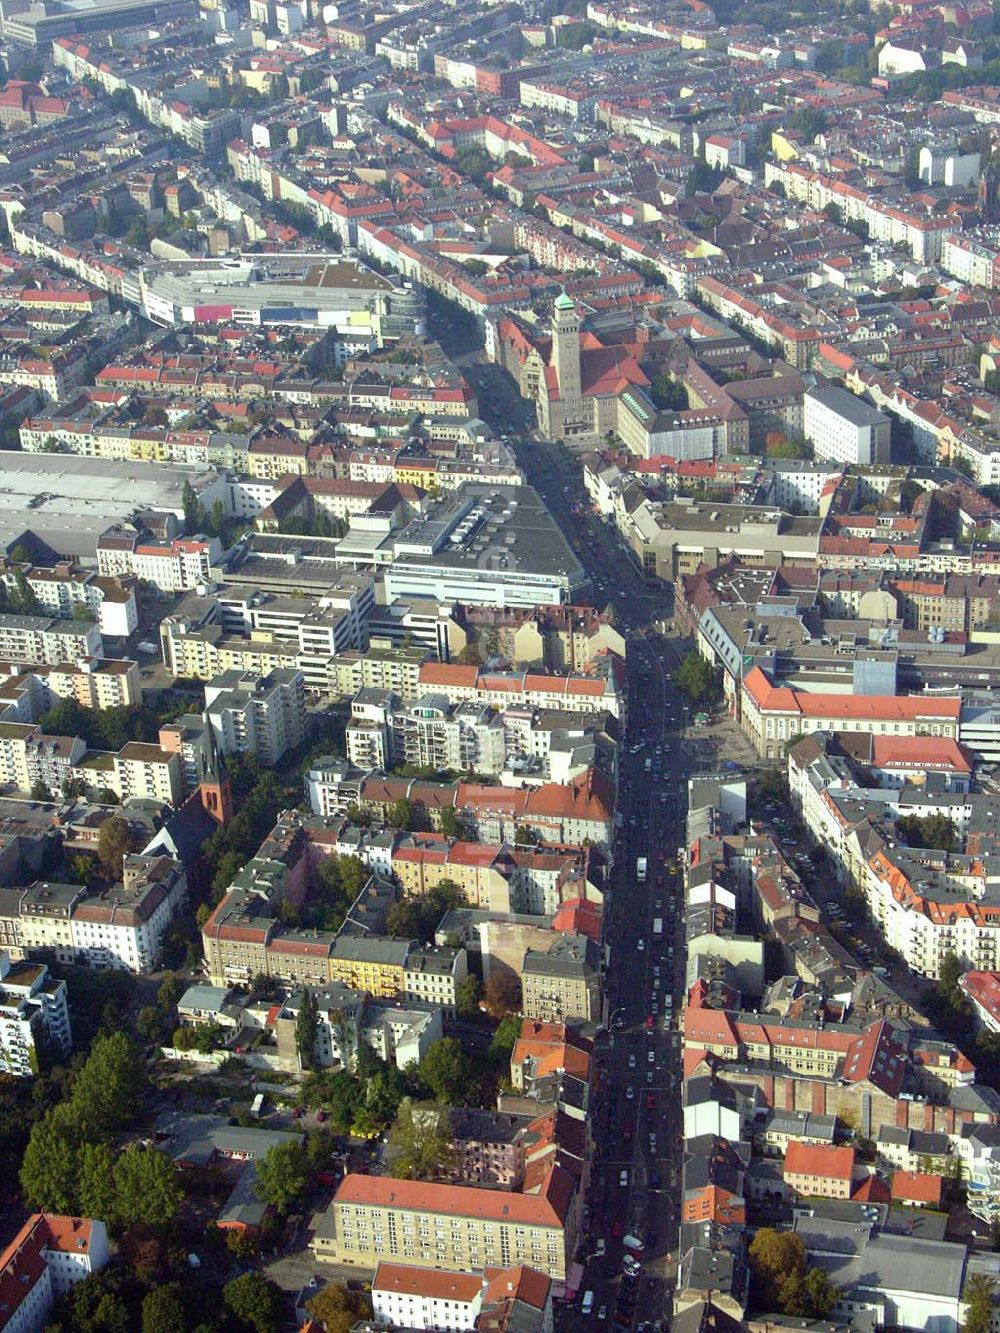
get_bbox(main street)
[502,421,692,1332]
[465,348,703,1329]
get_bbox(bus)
[636,857,647,882]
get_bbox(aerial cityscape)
[6,0,1000,1328]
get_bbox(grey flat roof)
[810,1232,966,1300]
[391,483,585,581]
[806,384,888,427]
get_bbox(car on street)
[619,1169,629,1187]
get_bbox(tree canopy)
[897,813,958,853]
[386,881,466,943]
[222,1273,284,1333]
[97,816,140,882]
[255,1140,309,1213]
[672,650,722,707]
[307,1283,372,1333]
[963,1274,996,1333]
[418,1037,473,1104]
[748,1228,838,1317]
[386,1099,455,1180]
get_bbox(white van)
[582,1291,595,1315]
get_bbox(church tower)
[552,292,582,404]
[199,735,233,826]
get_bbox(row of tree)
[19,1032,183,1229]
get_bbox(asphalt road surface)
[497,408,693,1333]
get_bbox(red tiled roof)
[743,665,960,722]
[891,1169,943,1204]
[335,1167,573,1226]
[784,1142,855,1181]
[373,1262,482,1302]
[870,735,971,773]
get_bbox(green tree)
[788,106,828,143]
[141,1282,187,1333]
[19,1103,81,1212]
[672,649,721,707]
[210,499,226,539]
[418,1037,471,1103]
[896,813,958,852]
[136,1005,166,1044]
[112,1145,182,1227]
[387,797,414,830]
[97,816,138,882]
[490,1010,522,1061]
[181,480,204,535]
[386,897,423,938]
[439,805,462,838]
[803,1266,840,1319]
[77,1141,118,1221]
[72,1031,143,1130]
[386,1098,455,1179]
[222,1273,284,1333]
[157,972,181,1008]
[556,18,597,46]
[963,1273,996,1333]
[940,950,964,996]
[226,1226,259,1264]
[295,990,318,1071]
[29,779,53,802]
[323,1070,364,1134]
[307,1282,372,1333]
[255,1139,309,1213]
[649,374,689,411]
[455,974,482,1020]
[55,1269,132,1333]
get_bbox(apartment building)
[740,666,961,759]
[0,724,181,805]
[371,1264,486,1330]
[0,660,140,726]
[403,946,468,1016]
[0,952,71,1077]
[327,937,412,998]
[521,935,601,1023]
[314,1168,575,1284]
[0,1215,109,1333]
[0,724,86,797]
[112,743,183,806]
[163,604,365,690]
[204,668,307,766]
[456,772,616,851]
[329,647,429,703]
[782,1142,855,1200]
[13,882,81,966]
[37,659,141,712]
[2,564,137,640]
[97,533,222,593]
[803,385,891,466]
[415,663,622,720]
[370,1262,552,1333]
[347,689,506,775]
[393,839,599,915]
[0,613,102,665]
[790,735,1000,978]
[68,855,188,972]
[624,499,822,582]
